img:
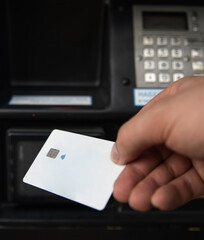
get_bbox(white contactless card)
[23,129,125,211]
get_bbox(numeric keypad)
[141,35,204,85]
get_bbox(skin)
[111,76,204,211]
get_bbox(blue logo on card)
[61,154,66,160]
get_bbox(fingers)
[111,76,203,165]
[126,153,192,211]
[113,147,167,203]
[111,99,172,165]
[111,84,178,165]
[151,168,204,211]
[114,151,204,211]
[112,76,204,211]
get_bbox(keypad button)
[192,61,204,71]
[171,49,183,58]
[193,23,199,32]
[170,37,181,46]
[157,48,169,57]
[191,49,203,58]
[144,60,155,70]
[157,36,168,45]
[158,61,169,70]
[143,36,154,45]
[143,48,155,57]
[172,61,184,70]
[159,73,170,83]
[173,73,184,81]
[144,73,156,82]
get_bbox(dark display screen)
[143,12,188,30]
[8,0,103,87]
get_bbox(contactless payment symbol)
[61,154,66,160]
[46,148,59,159]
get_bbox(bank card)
[23,129,125,210]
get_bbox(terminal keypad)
[140,35,204,85]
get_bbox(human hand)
[111,76,204,211]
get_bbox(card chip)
[46,148,59,159]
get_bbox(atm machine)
[0,0,204,237]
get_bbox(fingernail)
[111,143,120,164]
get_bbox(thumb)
[111,102,169,165]
[111,78,187,165]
